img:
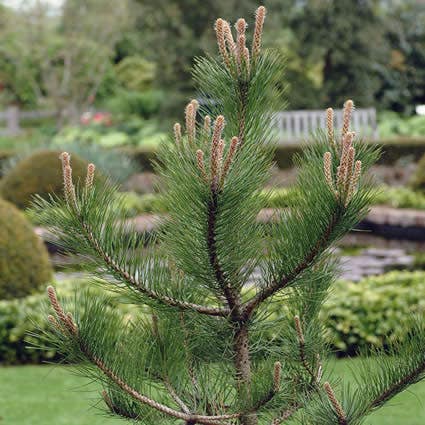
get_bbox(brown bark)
[234,324,257,425]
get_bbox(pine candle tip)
[236,18,247,33]
[256,5,266,16]
[86,163,96,190]
[185,102,194,115]
[344,99,354,108]
[60,151,71,167]
[216,115,225,125]
[215,18,224,29]
[323,382,346,421]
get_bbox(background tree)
[35,6,425,425]
[289,0,389,107]
[376,0,425,113]
[0,0,129,124]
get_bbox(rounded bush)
[410,153,425,192]
[0,150,92,209]
[0,198,53,300]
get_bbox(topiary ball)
[0,150,93,209]
[410,153,425,192]
[0,198,53,299]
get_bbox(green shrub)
[0,279,135,364]
[375,185,425,209]
[321,271,425,355]
[119,192,166,217]
[410,153,425,192]
[379,111,425,138]
[0,198,52,300]
[106,89,165,119]
[0,150,93,209]
[4,142,139,185]
[114,56,156,92]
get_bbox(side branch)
[370,360,425,409]
[81,222,229,317]
[243,212,340,318]
[92,351,238,425]
[47,287,238,425]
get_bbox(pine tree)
[35,6,425,425]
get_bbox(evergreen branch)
[206,191,240,313]
[294,316,316,382]
[101,390,141,420]
[271,403,300,424]
[164,378,192,415]
[251,362,281,412]
[81,221,229,317]
[237,80,249,146]
[244,211,341,317]
[47,287,238,425]
[91,350,238,425]
[369,357,425,409]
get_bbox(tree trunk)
[234,324,257,425]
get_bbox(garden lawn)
[1,359,424,425]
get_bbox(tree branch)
[370,359,425,409]
[90,352,239,425]
[164,378,191,415]
[81,222,230,317]
[102,390,141,420]
[243,211,341,318]
[206,191,240,314]
[271,403,300,424]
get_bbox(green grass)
[0,359,424,424]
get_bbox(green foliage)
[0,150,93,209]
[119,192,166,217]
[115,56,156,92]
[374,185,425,209]
[379,112,425,138]
[5,141,139,186]
[0,198,52,300]
[410,153,425,192]
[377,2,425,113]
[105,89,165,119]
[290,0,387,107]
[89,185,425,222]
[321,271,425,355]
[53,120,167,149]
[0,278,134,365]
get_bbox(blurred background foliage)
[0,0,423,123]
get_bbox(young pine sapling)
[36,6,425,425]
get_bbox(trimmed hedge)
[1,271,424,364]
[0,198,52,300]
[0,150,92,209]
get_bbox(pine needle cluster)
[33,6,425,425]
